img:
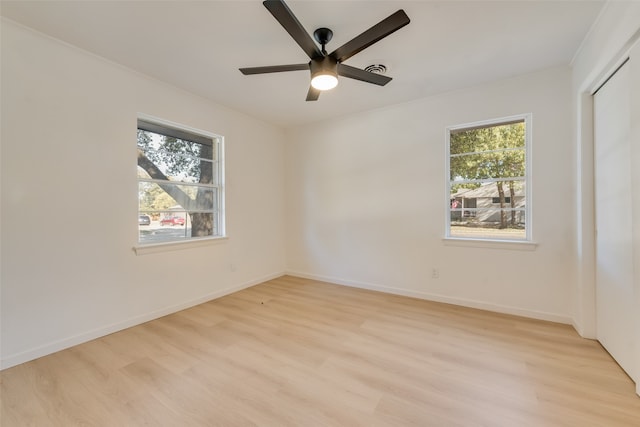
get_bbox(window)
[137,118,224,244]
[492,197,511,204]
[446,114,531,241]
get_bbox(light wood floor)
[2,275,639,426]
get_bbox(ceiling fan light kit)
[310,57,339,91]
[239,0,410,101]
[311,73,338,91]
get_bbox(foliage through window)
[137,118,224,244]
[446,115,530,241]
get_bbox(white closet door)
[594,61,636,381]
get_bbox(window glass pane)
[137,212,217,244]
[137,131,215,185]
[450,181,526,240]
[187,212,216,238]
[137,130,211,161]
[138,182,215,212]
[450,150,525,182]
[450,121,525,155]
[136,163,218,186]
[138,210,187,244]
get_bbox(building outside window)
[446,114,531,241]
[137,117,224,244]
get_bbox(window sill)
[442,237,537,251]
[133,236,228,256]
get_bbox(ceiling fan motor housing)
[310,56,338,76]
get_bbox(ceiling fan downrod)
[313,27,333,55]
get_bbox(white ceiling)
[1,0,604,128]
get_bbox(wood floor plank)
[2,276,639,426]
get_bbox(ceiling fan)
[239,0,410,101]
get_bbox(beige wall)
[4,3,639,382]
[284,66,574,323]
[1,20,287,368]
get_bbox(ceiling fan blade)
[263,0,323,59]
[239,64,309,75]
[306,86,321,101]
[337,64,392,86]
[330,10,410,63]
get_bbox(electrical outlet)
[432,268,440,279]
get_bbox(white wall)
[632,39,640,397]
[570,1,640,394]
[0,20,286,369]
[285,67,574,323]
[4,2,637,376]
[571,0,640,339]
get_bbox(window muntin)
[446,115,531,241]
[137,118,224,244]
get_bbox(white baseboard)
[571,319,598,340]
[0,271,284,370]
[3,270,574,370]
[285,270,573,325]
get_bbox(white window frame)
[445,114,533,243]
[134,114,225,254]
